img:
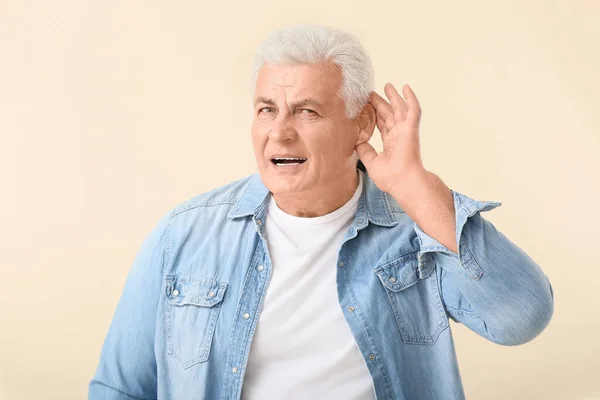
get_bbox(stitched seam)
[221,237,265,398]
[456,212,484,280]
[229,175,258,216]
[376,250,419,269]
[162,211,175,275]
[344,262,393,398]
[172,200,237,217]
[235,238,270,398]
[363,191,373,223]
[446,306,480,318]
[422,244,454,253]
[464,243,483,280]
[429,268,449,344]
[381,192,395,222]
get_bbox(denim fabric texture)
[89,162,554,399]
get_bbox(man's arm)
[391,169,458,253]
[392,170,554,345]
[356,82,553,345]
[88,213,170,399]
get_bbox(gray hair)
[250,24,374,119]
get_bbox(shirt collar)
[227,160,402,227]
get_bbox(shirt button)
[172,289,179,296]
[207,291,215,298]
[369,354,376,361]
[232,367,238,373]
[256,219,263,225]
[243,313,250,319]
[338,261,344,267]
[388,277,397,283]
[356,219,364,224]
[348,306,355,312]
[257,265,264,271]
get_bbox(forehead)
[254,63,343,104]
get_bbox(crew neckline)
[267,170,364,226]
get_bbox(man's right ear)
[356,103,376,146]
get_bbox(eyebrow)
[253,96,325,110]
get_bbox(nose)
[268,114,297,142]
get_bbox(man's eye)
[258,107,274,113]
[301,109,316,114]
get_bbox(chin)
[260,171,307,195]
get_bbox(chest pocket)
[374,254,448,345]
[164,275,227,369]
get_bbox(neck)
[272,168,360,218]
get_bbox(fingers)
[384,83,408,122]
[370,91,393,116]
[369,92,395,132]
[355,142,378,169]
[370,84,422,135]
[375,115,388,136]
[402,84,422,124]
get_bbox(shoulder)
[146,173,258,245]
[167,173,258,219]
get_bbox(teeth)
[272,157,307,166]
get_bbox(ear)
[355,103,376,146]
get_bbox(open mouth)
[271,157,307,166]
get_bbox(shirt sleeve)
[413,189,554,346]
[88,212,171,399]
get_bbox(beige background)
[1,1,599,399]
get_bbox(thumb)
[355,142,378,170]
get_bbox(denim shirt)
[89,163,554,400]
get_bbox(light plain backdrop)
[1,1,599,399]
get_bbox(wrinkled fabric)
[89,163,554,400]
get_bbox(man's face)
[251,63,360,196]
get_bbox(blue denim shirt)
[89,163,554,400]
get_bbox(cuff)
[414,190,502,279]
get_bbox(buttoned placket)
[334,201,393,399]
[220,212,275,399]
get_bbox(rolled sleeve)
[414,189,554,346]
[414,190,502,280]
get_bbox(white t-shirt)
[241,170,376,399]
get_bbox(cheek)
[312,129,346,157]
[250,132,266,166]
[250,124,267,147]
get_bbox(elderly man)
[89,25,554,399]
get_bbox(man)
[89,24,554,399]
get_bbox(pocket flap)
[165,276,227,307]
[374,255,419,292]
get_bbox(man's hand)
[356,83,458,253]
[355,83,427,196]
